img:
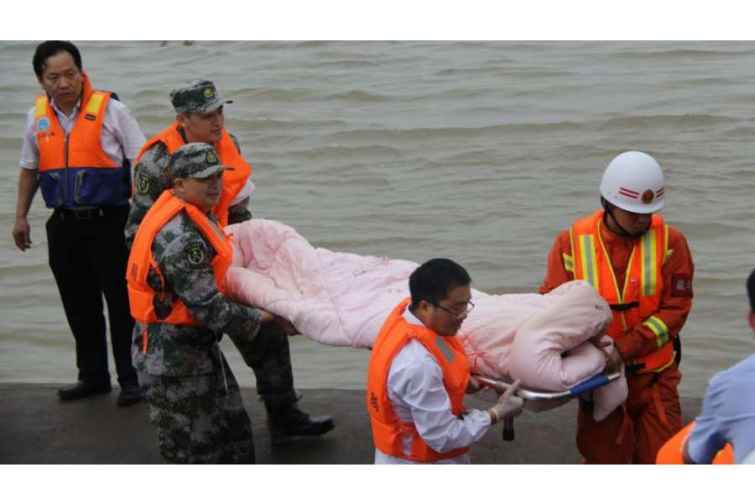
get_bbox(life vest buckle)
[625,362,645,376]
[609,301,640,312]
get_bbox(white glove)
[487,379,524,424]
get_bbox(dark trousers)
[46,206,138,387]
[228,322,297,410]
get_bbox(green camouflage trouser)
[144,353,254,464]
[229,323,297,411]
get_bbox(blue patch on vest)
[37,117,50,132]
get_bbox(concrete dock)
[0,383,701,464]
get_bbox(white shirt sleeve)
[104,98,146,164]
[230,178,256,205]
[19,107,39,170]
[387,340,491,455]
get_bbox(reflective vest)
[135,122,252,227]
[127,191,232,327]
[34,73,130,208]
[366,298,471,462]
[567,210,675,374]
[656,421,734,464]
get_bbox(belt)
[55,207,106,220]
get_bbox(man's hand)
[273,315,299,336]
[487,379,524,424]
[257,308,275,324]
[604,346,623,375]
[589,333,612,348]
[256,310,298,335]
[590,334,623,374]
[466,376,483,394]
[12,217,31,251]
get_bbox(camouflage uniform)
[132,143,260,463]
[124,79,249,248]
[129,82,333,446]
[124,132,251,248]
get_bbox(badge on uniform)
[670,273,693,297]
[186,242,206,267]
[37,117,50,132]
[135,172,151,195]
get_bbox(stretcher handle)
[568,373,610,397]
[502,417,514,441]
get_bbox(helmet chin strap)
[601,199,647,239]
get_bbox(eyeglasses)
[431,300,475,319]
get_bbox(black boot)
[266,397,335,446]
[58,381,111,401]
[117,383,145,407]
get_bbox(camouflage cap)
[170,79,233,113]
[168,143,226,180]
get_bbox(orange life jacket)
[34,73,130,208]
[366,298,471,462]
[569,210,675,374]
[135,122,252,227]
[126,190,233,327]
[656,421,734,464]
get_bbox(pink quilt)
[225,219,627,420]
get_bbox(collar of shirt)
[49,96,82,133]
[403,306,426,327]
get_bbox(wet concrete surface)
[0,383,701,464]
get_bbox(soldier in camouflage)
[131,143,275,463]
[126,80,334,445]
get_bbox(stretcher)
[475,371,622,440]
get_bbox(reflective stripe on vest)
[135,122,252,227]
[570,210,675,373]
[366,298,471,463]
[34,73,129,208]
[126,191,233,327]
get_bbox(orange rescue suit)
[127,191,233,327]
[366,298,471,463]
[35,73,130,208]
[540,209,694,464]
[135,122,252,227]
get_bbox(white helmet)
[599,151,665,214]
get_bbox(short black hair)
[747,269,755,313]
[33,41,82,79]
[409,258,471,310]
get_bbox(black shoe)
[58,381,112,401]
[269,406,335,446]
[117,384,144,407]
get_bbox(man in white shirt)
[11,41,146,406]
[683,268,755,464]
[366,258,524,463]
